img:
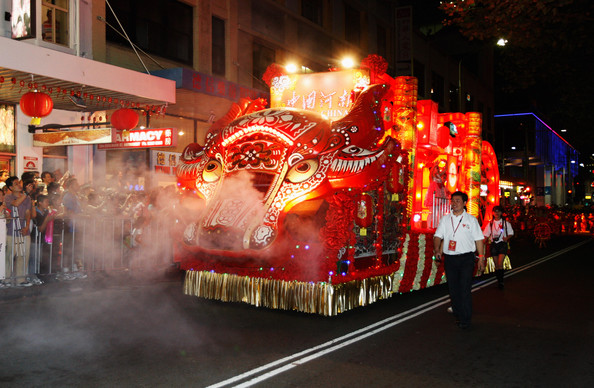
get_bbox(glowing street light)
[497,38,508,47]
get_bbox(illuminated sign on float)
[270,69,370,120]
[98,128,178,149]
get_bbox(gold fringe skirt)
[183,270,396,316]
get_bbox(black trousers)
[444,252,475,325]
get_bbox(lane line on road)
[206,238,592,388]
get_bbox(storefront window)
[42,0,69,46]
[0,104,16,154]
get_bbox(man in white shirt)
[433,191,485,329]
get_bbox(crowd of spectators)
[1,169,189,288]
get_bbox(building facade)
[494,112,578,206]
[0,0,494,190]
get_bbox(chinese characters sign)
[98,128,178,150]
[151,150,180,176]
[270,69,370,120]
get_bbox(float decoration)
[262,63,287,87]
[176,55,500,315]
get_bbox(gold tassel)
[484,257,496,274]
[183,270,396,316]
[503,255,512,270]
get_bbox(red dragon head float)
[176,84,402,278]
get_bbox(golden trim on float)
[183,270,396,316]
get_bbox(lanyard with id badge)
[448,214,463,252]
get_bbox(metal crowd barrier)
[1,215,175,285]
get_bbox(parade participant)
[483,205,514,289]
[4,176,33,287]
[434,191,485,329]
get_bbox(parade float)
[176,55,500,315]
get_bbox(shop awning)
[0,37,176,112]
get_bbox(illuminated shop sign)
[151,150,180,176]
[33,129,112,146]
[270,69,370,120]
[98,128,178,150]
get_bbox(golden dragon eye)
[286,159,319,183]
[202,160,222,182]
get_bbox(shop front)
[0,36,176,183]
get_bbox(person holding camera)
[4,177,33,287]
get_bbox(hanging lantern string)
[11,76,162,114]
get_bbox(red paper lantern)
[388,162,405,194]
[437,125,450,149]
[355,193,374,228]
[20,91,53,125]
[110,108,139,130]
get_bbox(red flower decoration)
[361,54,389,77]
[262,64,287,87]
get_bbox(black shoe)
[498,282,505,290]
[457,322,471,330]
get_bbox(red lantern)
[388,162,405,194]
[110,108,139,130]
[20,91,53,125]
[355,193,374,228]
[437,125,450,149]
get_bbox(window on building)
[212,16,226,76]
[431,71,444,108]
[106,0,193,65]
[42,0,69,45]
[0,104,16,154]
[413,60,425,98]
[344,3,360,45]
[253,42,275,90]
[302,0,322,25]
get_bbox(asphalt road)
[1,234,593,388]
